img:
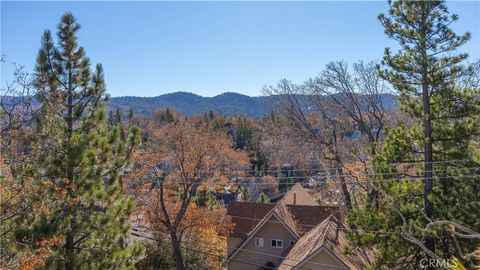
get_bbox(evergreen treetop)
[32,12,143,269]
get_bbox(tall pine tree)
[349,1,479,268]
[33,12,143,269]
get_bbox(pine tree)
[239,185,250,202]
[192,189,207,207]
[108,110,115,127]
[128,107,134,122]
[158,108,175,123]
[32,12,144,269]
[205,192,218,210]
[349,1,479,268]
[256,192,270,204]
[235,117,252,150]
[115,107,122,124]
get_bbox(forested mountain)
[109,91,399,118]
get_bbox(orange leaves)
[126,116,250,191]
[177,205,233,269]
[19,236,64,270]
[124,115,249,268]
[259,175,279,194]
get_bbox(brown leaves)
[19,236,64,270]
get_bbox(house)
[345,130,362,139]
[224,183,372,270]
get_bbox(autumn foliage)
[125,115,249,269]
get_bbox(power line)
[128,156,477,174]
[133,229,316,270]
[124,161,478,177]
[131,231,323,270]
[124,172,480,185]
[224,213,442,238]
[131,229,349,270]
[132,199,456,264]
[131,206,463,269]
[122,163,480,177]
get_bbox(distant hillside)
[107,92,398,118]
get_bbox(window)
[289,240,296,247]
[255,237,264,247]
[271,239,283,248]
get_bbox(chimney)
[293,193,296,205]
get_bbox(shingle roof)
[286,205,340,236]
[227,202,275,238]
[227,183,339,238]
[227,201,339,239]
[278,182,318,206]
[277,215,375,270]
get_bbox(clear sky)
[2,1,479,97]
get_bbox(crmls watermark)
[420,259,456,269]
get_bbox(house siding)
[299,250,347,270]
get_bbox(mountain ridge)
[106,91,398,118]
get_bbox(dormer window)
[271,239,283,248]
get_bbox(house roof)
[277,215,374,270]
[227,202,339,239]
[274,183,339,236]
[276,182,318,206]
[285,204,340,236]
[227,183,338,238]
[227,202,275,238]
[225,184,345,268]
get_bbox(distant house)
[223,183,372,270]
[345,130,362,139]
[214,191,238,206]
[269,182,317,204]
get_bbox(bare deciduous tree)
[264,61,392,210]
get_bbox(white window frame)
[255,237,264,247]
[271,239,283,248]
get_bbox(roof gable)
[296,246,350,270]
[279,182,317,206]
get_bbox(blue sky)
[2,1,479,97]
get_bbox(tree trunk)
[422,75,435,257]
[337,167,352,210]
[65,233,74,270]
[170,231,186,270]
[332,129,352,210]
[420,11,435,258]
[65,75,76,270]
